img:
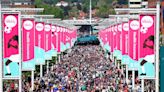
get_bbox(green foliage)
[68,6,79,18]
[35,0,64,19]
[34,0,127,19]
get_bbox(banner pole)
[47,61,49,74]
[155,1,160,92]
[58,54,61,63]
[0,1,3,91]
[126,65,128,84]
[31,70,34,91]
[141,79,144,92]
[40,64,43,78]
[19,12,22,92]
[118,60,120,69]
[132,70,135,90]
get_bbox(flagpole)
[155,1,160,92]
[0,1,3,91]
[89,0,92,35]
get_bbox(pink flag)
[3,13,20,77]
[139,14,155,58]
[56,26,61,52]
[35,22,45,50]
[117,24,122,51]
[22,18,35,61]
[111,27,114,52]
[122,22,129,55]
[108,27,111,49]
[3,14,19,58]
[44,24,52,52]
[51,25,57,50]
[114,25,117,50]
[129,19,139,60]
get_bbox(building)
[56,1,69,7]
[142,0,148,8]
[1,0,34,8]
[128,0,157,8]
[1,0,35,14]
[129,0,142,8]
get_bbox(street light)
[89,0,92,35]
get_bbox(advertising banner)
[56,26,61,53]
[22,18,35,70]
[116,24,122,60]
[35,22,45,65]
[128,19,140,69]
[113,25,117,57]
[104,28,110,52]
[139,14,155,79]
[107,27,111,52]
[61,27,66,52]
[111,26,114,53]
[44,24,52,60]
[122,22,129,65]
[65,29,71,49]
[2,13,20,77]
[51,25,57,57]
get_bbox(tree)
[35,0,65,19]
[68,6,79,18]
[96,5,115,18]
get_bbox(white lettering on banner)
[27,32,30,59]
[118,25,122,32]
[45,25,51,32]
[120,35,122,51]
[52,26,55,32]
[123,23,129,31]
[4,15,17,33]
[115,26,117,31]
[5,15,17,28]
[36,23,44,31]
[130,20,139,30]
[125,34,128,53]
[46,35,48,50]
[133,32,137,59]
[23,20,33,30]
[38,35,41,48]
[141,16,153,28]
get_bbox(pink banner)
[117,24,122,51]
[122,22,129,55]
[65,29,71,44]
[35,22,44,50]
[129,19,139,60]
[3,13,20,77]
[22,18,35,61]
[51,25,57,50]
[114,25,117,50]
[139,14,155,58]
[56,26,61,52]
[70,31,73,47]
[111,27,114,52]
[3,14,19,58]
[108,27,111,49]
[61,27,64,44]
[63,28,67,44]
[44,24,52,52]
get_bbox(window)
[130,2,141,4]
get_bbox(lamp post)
[89,0,92,35]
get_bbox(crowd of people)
[3,45,155,92]
[31,45,154,92]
